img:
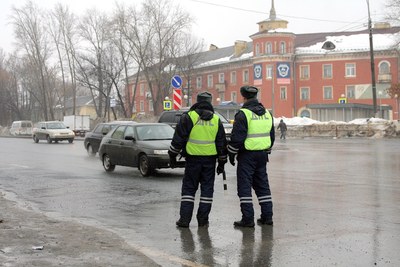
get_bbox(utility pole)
[367,0,378,117]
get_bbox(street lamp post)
[379,91,382,118]
[184,95,188,107]
[396,94,398,120]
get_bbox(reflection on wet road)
[1,138,399,266]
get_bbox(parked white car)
[32,121,75,144]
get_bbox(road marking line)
[0,161,29,168]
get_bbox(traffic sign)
[174,89,182,110]
[110,98,116,108]
[171,76,182,89]
[163,101,172,110]
[339,98,347,104]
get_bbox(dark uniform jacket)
[168,101,227,163]
[228,98,275,156]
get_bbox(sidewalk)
[0,193,160,267]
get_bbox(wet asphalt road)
[0,137,399,266]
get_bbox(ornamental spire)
[270,0,276,20]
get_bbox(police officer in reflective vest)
[228,85,275,227]
[169,91,227,227]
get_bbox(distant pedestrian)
[169,91,227,228]
[277,119,287,139]
[228,85,275,227]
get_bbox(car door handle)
[120,142,124,145]
[107,140,112,143]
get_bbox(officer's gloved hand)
[229,154,236,166]
[216,161,225,175]
[169,155,177,169]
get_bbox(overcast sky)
[0,0,386,54]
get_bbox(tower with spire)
[257,0,288,32]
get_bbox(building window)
[140,100,144,111]
[300,65,309,79]
[231,91,237,103]
[243,70,249,83]
[219,73,224,83]
[280,87,287,100]
[323,65,332,78]
[149,100,153,111]
[208,75,213,87]
[323,86,333,99]
[231,72,236,84]
[196,77,202,88]
[279,42,286,54]
[301,87,309,100]
[140,84,144,95]
[346,63,356,77]
[266,42,272,54]
[379,62,390,74]
[256,44,260,55]
[347,85,355,99]
[266,65,273,79]
[219,93,225,103]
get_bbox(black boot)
[233,220,255,227]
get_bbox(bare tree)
[9,1,54,121]
[77,7,112,119]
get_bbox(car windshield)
[136,125,174,140]
[47,122,67,129]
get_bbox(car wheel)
[103,154,115,172]
[87,144,96,157]
[33,135,39,143]
[46,135,52,144]
[139,154,153,177]
[68,139,73,144]
[55,140,59,143]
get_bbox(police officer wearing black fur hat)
[228,85,275,227]
[169,91,227,228]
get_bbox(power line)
[189,0,381,24]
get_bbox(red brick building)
[129,1,400,121]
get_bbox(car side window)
[111,125,126,139]
[94,124,104,133]
[124,126,135,139]
[102,125,111,134]
[174,114,182,123]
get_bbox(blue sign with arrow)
[171,76,182,89]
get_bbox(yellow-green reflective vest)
[186,111,219,156]
[241,108,272,150]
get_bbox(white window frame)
[379,61,390,74]
[140,84,144,95]
[207,75,213,87]
[243,70,249,83]
[231,71,236,84]
[301,87,309,100]
[280,87,287,100]
[323,64,332,78]
[346,63,356,77]
[231,91,237,103]
[196,77,202,88]
[346,85,355,99]
[323,86,333,99]
[300,65,309,79]
[149,100,153,111]
[256,43,260,55]
[140,100,144,111]
[219,73,224,84]
[266,42,272,54]
[280,42,286,54]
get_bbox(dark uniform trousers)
[237,150,273,223]
[180,156,216,225]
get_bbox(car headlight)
[224,128,232,134]
[154,150,168,155]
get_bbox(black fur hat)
[196,91,213,104]
[240,85,259,99]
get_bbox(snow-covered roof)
[193,27,400,68]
